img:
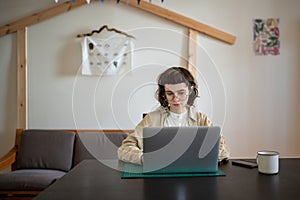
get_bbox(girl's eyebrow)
[165,89,187,93]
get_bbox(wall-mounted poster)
[253,18,280,56]
[81,35,134,76]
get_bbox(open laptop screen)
[143,126,220,174]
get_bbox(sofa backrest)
[73,131,129,166]
[16,130,75,172]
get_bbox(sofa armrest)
[0,147,17,171]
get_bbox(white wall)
[0,0,299,159]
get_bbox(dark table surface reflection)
[34,159,300,200]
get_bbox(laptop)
[142,126,220,174]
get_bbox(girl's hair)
[156,67,199,107]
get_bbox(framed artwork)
[253,18,280,56]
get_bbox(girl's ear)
[189,86,194,94]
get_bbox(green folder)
[121,163,225,179]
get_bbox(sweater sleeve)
[117,132,143,165]
[219,134,230,160]
[198,112,230,159]
[117,115,151,165]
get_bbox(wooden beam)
[0,0,93,37]
[121,0,236,45]
[17,28,27,129]
[0,147,17,171]
[187,29,198,79]
[0,0,236,44]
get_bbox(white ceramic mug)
[257,151,279,174]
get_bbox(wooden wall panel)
[17,28,27,129]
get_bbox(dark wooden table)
[34,159,300,200]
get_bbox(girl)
[118,67,230,164]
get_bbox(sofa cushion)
[0,169,66,190]
[16,130,75,172]
[73,131,128,166]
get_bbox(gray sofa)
[0,129,130,198]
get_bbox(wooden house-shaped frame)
[0,0,236,129]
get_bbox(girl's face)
[164,83,190,114]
